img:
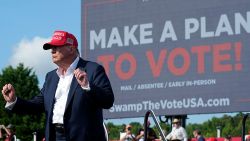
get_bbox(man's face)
[50,45,72,65]
[173,122,179,127]
[126,126,132,133]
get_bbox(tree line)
[106,113,250,140]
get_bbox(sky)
[0,0,239,126]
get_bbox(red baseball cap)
[43,30,78,50]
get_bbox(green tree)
[154,121,171,138]
[106,122,121,140]
[186,113,247,138]
[0,63,45,141]
[130,121,143,135]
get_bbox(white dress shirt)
[52,57,80,124]
[166,126,188,141]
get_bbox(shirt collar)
[56,57,80,77]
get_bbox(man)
[1,30,114,141]
[193,129,205,141]
[224,135,231,141]
[166,118,188,141]
[245,131,250,141]
[0,124,17,141]
[120,124,136,141]
[136,121,158,141]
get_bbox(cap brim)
[43,43,52,50]
[43,42,66,50]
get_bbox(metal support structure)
[103,122,109,141]
[144,110,167,141]
[181,115,187,128]
[33,132,37,141]
[242,113,250,141]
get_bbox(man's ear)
[69,46,75,53]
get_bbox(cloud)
[9,37,57,84]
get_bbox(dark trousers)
[51,124,66,141]
[55,129,66,141]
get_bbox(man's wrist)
[10,96,17,103]
[5,97,17,110]
[81,83,90,91]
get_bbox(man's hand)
[74,68,89,87]
[1,84,16,103]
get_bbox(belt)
[53,123,65,133]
